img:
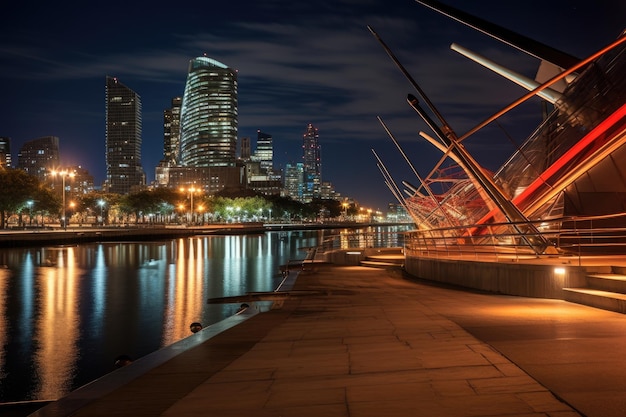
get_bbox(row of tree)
[0,168,347,229]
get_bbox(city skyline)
[2,1,623,209]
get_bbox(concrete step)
[359,249,404,268]
[563,287,626,314]
[587,273,626,294]
[359,260,404,269]
[611,265,626,275]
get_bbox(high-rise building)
[163,97,182,164]
[320,181,339,200]
[0,137,11,168]
[180,56,238,167]
[171,56,243,194]
[302,123,321,202]
[255,130,273,174]
[17,136,60,181]
[284,162,305,201]
[240,136,251,160]
[105,76,145,194]
[155,97,183,187]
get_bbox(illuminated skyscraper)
[163,97,182,164]
[105,76,145,194]
[302,123,321,201]
[180,56,238,167]
[284,162,305,201]
[255,130,273,173]
[155,97,182,187]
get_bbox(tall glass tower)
[285,162,305,201]
[255,130,273,173]
[105,76,145,194]
[180,56,238,167]
[163,97,182,164]
[302,123,321,201]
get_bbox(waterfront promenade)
[23,261,626,417]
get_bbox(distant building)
[242,130,281,196]
[17,136,60,181]
[180,56,238,168]
[163,97,182,164]
[284,162,305,201]
[174,56,242,191]
[105,76,146,194]
[166,166,244,196]
[248,175,283,196]
[254,130,273,174]
[320,181,339,200]
[47,165,95,204]
[302,123,321,202]
[155,97,183,187]
[386,203,410,222]
[0,137,11,168]
[240,136,251,160]
[68,166,95,195]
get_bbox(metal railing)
[317,226,412,252]
[404,212,626,263]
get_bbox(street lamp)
[98,200,105,226]
[26,200,33,226]
[179,187,198,224]
[52,170,75,230]
[197,205,205,225]
[178,204,185,223]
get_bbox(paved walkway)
[31,263,626,417]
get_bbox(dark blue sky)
[1,1,623,209]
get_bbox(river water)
[0,225,410,403]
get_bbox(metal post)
[62,175,66,230]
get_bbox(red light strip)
[469,103,626,233]
[513,103,626,209]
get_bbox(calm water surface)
[0,226,409,403]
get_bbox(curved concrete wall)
[404,256,587,299]
[324,248,587,299]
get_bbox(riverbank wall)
[0,222,410,248]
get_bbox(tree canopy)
[0,169,58,228]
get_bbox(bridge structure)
[368,1,626,312]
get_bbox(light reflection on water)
[0,226,410,403]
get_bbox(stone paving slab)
[160,264,578,417]
[33,264,583,417]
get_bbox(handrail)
[404,212,626,263]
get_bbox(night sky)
[1,1,623,210]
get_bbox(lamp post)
[180,187,198,224]
[197,205,205,225]
[52,170,74,230]
[98,200,105,226]
[27,200,33,226]
[178,204,185,223]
